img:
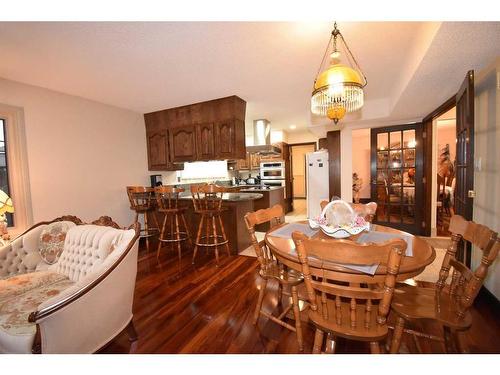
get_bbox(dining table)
[265,221,436,283]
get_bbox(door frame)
[370,123,424,235]
[288,142,317,199]
[421,95,456,236]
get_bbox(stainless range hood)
[246,119,281,155]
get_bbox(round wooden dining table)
[265,221,436,283]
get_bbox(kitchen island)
[239,186,285,231]
[151,191,263,254]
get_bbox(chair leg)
[325,334,337,354]
[390,316,405,353]
[277,283,283,306]
[126,319,138,342]
[443,326,456,353]
[454,330,469,354]
[192,215,204,264]
[152,210,160,233]
[313,328,324,354]
[174,213,182,262]
[218,214,230,257]
[291,285,304,351]
[212,215,219,266]
[253,278,267,325]
[181,212,192,246]
[157,213,168,259]
[370,341,381,354]
[143,212,150,253]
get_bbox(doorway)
[289,143,316,199]
[432,107,457,236]
[421,71,474,266]
[370,123,423,235]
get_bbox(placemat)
[268,223,319,239]
[356,231,413,256]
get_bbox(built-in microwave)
[260,161,285,180]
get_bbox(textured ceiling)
[0,21,499,136]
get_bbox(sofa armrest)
[28,225,139,353]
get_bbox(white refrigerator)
[306,150,330,220]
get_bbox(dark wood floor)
[100,240,500,354]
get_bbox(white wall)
[0,77,149,228]
[286,130,319,146]
[472,60,499,299]
[351,129,371,199]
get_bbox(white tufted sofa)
[0,217,139,353]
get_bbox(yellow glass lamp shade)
[0,189,14,215]
[311,63,365,124]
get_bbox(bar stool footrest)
[195,234,229,247]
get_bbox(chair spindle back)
[244,204,284,270]
[292,232,406,329]
[436,214,499,319]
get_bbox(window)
[0,119,13,226]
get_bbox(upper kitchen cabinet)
[144,95,246,165]
[169,125,198,162]
[196,122,215,160]
[214,119,246,160]
[145,111,182,171]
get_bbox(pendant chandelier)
[311,22,367,124]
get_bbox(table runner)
[268,224,413,276]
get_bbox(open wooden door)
[454,70,475,266]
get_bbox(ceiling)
[0,22,499,136]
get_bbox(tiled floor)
[285,199,307,222]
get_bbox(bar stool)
[191,184,230,266]
[155,186,192,261]
[126,186,159,253]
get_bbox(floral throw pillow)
[38,222,72,265]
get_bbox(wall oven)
[260,161,285,180]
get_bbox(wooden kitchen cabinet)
[169,125,198,163]
[196,122,215,160]
[144,95,247,165]
[146,131,169,170]
[145,111,182,171]
[214,119,246,160]
[250,152,260,169]
[237,153,250,170]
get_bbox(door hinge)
[422,221,426,228]
[422,177,426,184]
[468,190,476,198]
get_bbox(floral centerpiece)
[309,199,370,238]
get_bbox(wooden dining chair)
[126,186,160,252]
[244,204,305,351]
[292,232,406,353]
[390,215,499,353]
[319,200,377,223]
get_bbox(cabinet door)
[147,132,169,170]
[250,153,260,170]
[169,125,197,162]
[237,153,250,170]
[215,120,236,159]
[196,123,215,160]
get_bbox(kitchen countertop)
[239,186,285,192]
[177,192,263,202]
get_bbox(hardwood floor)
[100,240,500,354]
